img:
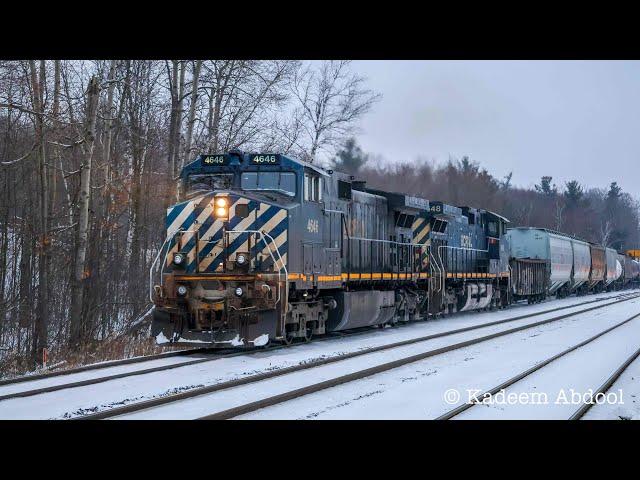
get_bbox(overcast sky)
[350,60,640,198]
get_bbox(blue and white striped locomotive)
[150,151,512,347]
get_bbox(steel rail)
[197,295,640,420]
[0,345,215,388]
[569,345,640,420]
[436,311,640,420]
[78,293,638,420]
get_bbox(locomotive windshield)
[185,174,233,198]
[241,171,296,197]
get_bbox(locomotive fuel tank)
[326,290,396,330]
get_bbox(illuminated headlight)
[234,287,244,297]
[236,253,247,265]
[214,197,229,219]
[176,285,188,297]
[173,253,185,266]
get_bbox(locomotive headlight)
[214,196,229,219]
[234,287,244,297]
[173,253,185,266]
[176,285,188,297]
[236,253,247,265]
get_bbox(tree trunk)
[69,76,100,347]
[29,60,49,366]
[182,60,202,170]
[167,60,179,180]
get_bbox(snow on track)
[0,355,202,398]
[453,312,640,420]
[0,290,634,419]
[581,354,640,420]
[114,297,640,419]
[234,297,640,420]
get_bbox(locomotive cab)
[151,152,304,347]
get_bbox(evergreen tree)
[564,180,584,208]
[332,137,369,174]
[535,176,557,195]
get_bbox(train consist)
[150,151,640,347]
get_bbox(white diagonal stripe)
[198,200,262,271]
[167,202,196,240]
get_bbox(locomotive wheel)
[304,322,314,342]
[283,329,295,345]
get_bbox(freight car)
[588,244,606,292]
[604,247,623,290]
[505,228,575,298]
[149,150,637,348]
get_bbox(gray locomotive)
[150,151,512,347]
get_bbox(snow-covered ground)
[0,289,636,420]
[582,355,640,420]
[235,296,640,420]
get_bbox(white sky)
[349,60,640,198]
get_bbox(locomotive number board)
[249,154,280,165]
[429,202,444,214]
[202,154,229,165]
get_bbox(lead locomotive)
[150,151,512,347]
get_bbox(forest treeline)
[333,139,640,253]
[0,60,378,370]
[0,59,638,374]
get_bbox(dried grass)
[0,332,190,381]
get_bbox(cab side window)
[304,173,323,202]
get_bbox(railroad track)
[0,345,213,387]
[2,290,633,406]
[436,310,640,420]
[570,345,640,420]
[75,291,640,420]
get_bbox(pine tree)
[535,176,557,195]
[332,137,369,174]
[564,180,584,208]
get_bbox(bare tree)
[291,61,381,163]
[28,60,49,366]
[69,76,100,347]
[600,219,613,247]
[554,197,566,231]
[200,60,298,154]
[181,60,202,169]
